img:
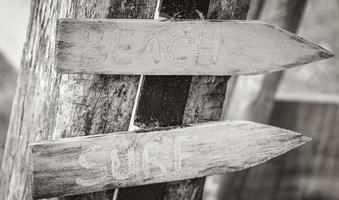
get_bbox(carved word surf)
[75,135,198,187]
[79,25,222,67]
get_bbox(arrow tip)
[275,130,312,157]
[319,49,335,59]
[298,134,312,145]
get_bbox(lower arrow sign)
[29,121,310,198]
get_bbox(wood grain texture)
[29,121,310,199]
[0,1,157,200]
[56,19,333,75]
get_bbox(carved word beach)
[56,19,332,75]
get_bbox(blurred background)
[204,1,339,200]
[0,0,338,199]
[0,0,30,166]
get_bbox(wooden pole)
[204,1,308,200]
[0,1,250,200]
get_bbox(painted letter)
[75,145,107,186]
[174,135,198,171]
[142,142,167,177]
[166,27,193,63]
[111,29,134,65]
[195,29,222,65]
[211,29,222,64]
[139,32,161,63]
[111,149,136,180]
[80,25,108,66]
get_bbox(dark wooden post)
[0,1,249,200]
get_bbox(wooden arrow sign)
[29,121,310,198]
[56,19,333,75]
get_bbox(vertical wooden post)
[0,1,249,200]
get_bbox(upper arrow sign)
[56,19,333,75]
[30,121,310,198]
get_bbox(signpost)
[26,18,333,200]
[56,19,333,75]
[7,1,337,200]
[30,121,309,198]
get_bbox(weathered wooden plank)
[56,19,333,76]
[29,121,310,199]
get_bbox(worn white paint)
[174,135,198,171]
